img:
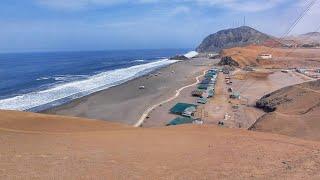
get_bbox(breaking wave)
[134,59,145,62]
[0,59,178,111]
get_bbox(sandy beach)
[43,58,216,126]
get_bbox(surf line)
[134,70,206,127]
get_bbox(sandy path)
[134,70,206,127]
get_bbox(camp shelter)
[166,117,194,126]
[170,103,198,115]
[208,89,215,98]
[192,89,204,97]
[205,73,216,78]
[182,106,197,117]
[197,97,208,104]
[198,84,209,90]
[230,92,241,99]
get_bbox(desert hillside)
[221,45,320,68]
[251,80,320,141]
[285,32,320,47]
[196,26,273,53]
[1,110,320,179]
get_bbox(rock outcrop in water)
[196,26,272,53]
[169,55,189,60]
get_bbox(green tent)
[170,103,197,115]
[197,97,208,104]
[208,90,215,98]
[167,117,194,126]
[198,84,209,90]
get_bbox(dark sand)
[43,58,216,125]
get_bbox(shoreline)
[42,57,215,126]
[36,60,179,112]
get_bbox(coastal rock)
[169,55,189,60]
[196,26,272,53]
[218,56,240,67]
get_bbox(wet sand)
[43,58,215,125]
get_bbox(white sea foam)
[184,51,199,58]
[0,59,178,111]
[52,75,89,82]
[134,59,145,62]
[36,75,89,82]
[36,77,50,81]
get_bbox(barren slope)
[196,26,273,52]
[285,32,320,46]
[251,80,320,141]
[1,110,320,179]
[221,45,320,68]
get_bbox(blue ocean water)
[0,49,189,111]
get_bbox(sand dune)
[0,110,128,133]
[251,80,320,141]
[1,110,320,179]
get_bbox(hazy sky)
[0,0,319,52]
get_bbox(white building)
[258,54,272,60]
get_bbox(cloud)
[194,0,287,12]
[36,0,134,10]
[36,0,287,12]
[170,6,191,15]
[290,0,320,34]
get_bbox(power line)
[269,0,318,53]
[283,24,320,59]
[235,0,319,98]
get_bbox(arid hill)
[285,32,320,47]
[221,45,320,68]
[196,26,273,53]
[1,110,320,179]
[251,80,320,141]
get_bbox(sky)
[0,0,319,52]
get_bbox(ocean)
[0,49,190,111]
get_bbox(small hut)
[170,103,198,115]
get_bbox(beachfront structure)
[258,54,272,60]
[182,106,197,117]
[205,73,217,78]
[208,70,217,74]
[170,103,197,116]
[230,92,241,99]
[192,89,204,97]
[166,117,194,126]
[167,117,204,126]
[193,119,204,125]
[198,84,210,90]
[207,90,215,98]
[200,80,215,86]
[197,97,208,104]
